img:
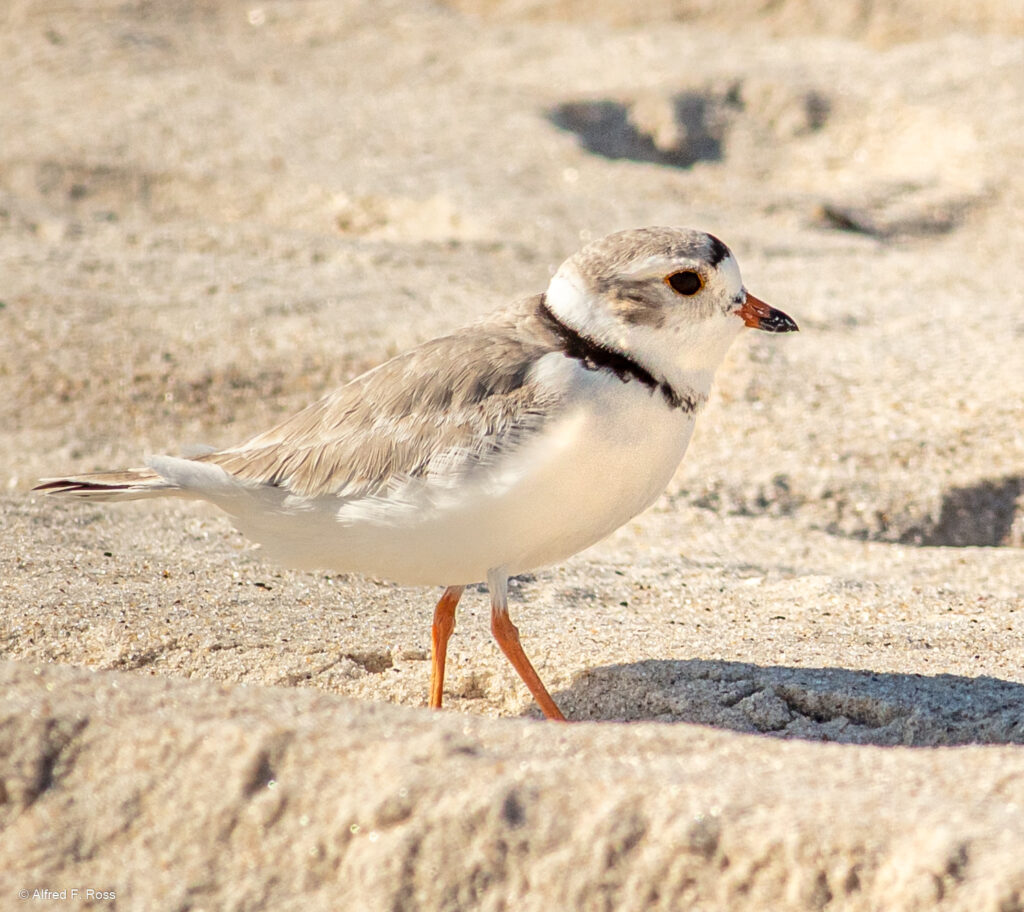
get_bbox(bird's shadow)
[529,659,1024,746]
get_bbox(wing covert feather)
[199,295,563,498]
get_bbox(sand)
[1,1,1022,908]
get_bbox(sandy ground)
[1,1,1023,909]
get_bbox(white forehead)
[710,250,743,291]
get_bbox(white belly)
[218,359,697,585]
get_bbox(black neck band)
[537,299,694,411]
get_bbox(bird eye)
[666,271,703,296]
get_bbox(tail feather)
[33,467,174,501]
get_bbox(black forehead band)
[705,234,730,268]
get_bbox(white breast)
[216,354,696,585]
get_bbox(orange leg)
[488,572,567,721]
[429,585,464,709]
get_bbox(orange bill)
[737,292,799,333]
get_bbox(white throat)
[545,268,742,404]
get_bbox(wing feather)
[198,295,564,498]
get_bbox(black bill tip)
[759,308,799,333]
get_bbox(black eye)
[666,271,703,296]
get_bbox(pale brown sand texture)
[2,1,1023,909]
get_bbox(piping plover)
[35,227,797,721]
